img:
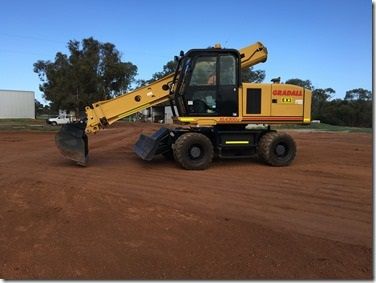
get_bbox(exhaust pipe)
[55,121,88,166]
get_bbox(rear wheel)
[173,132,213,170]
[51,121,57,126]
[258,132,296,166]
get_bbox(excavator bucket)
[134,127,172,161]
[55,122,88,166]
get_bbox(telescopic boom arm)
[85,73,174,134]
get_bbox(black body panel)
[246,88,262,114]
[133,125,271,161]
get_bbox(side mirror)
[162,84,169,91]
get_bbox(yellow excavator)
[56,42,311,170]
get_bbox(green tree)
[311,88,335,119]
[344,88,372,101]
[34,99,51,116]
[35,99,44,116]
[241,67,265,83]
[315,88,372,128]
[320,99,352,126]
[342,88,372,127]
[150,60,178,81]
[285,78,314,90]
[34,37,137,114]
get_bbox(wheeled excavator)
[56,42,312,170]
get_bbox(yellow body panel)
[175,83,312,126]
[84,42,311,134]
[271,84,304,116]
[241,83,271,117]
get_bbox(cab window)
[184,56,218,115]
[189,57,217,86]
[219,55,236,85]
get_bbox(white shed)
[0,89,35,119]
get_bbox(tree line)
[34,37,372,128]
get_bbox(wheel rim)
[275,142,288,157]
[189,145,202,159]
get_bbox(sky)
[0,0,372,103]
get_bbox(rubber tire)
[173,132,214,170]
[51,122,57,126]
[258,132,296,166]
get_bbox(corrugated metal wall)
[0,90,35,119]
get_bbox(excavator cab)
[172,49,240,118]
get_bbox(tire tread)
[258,131,296,166]
[174,133,213,170]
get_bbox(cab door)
[183,56,218,116]
[180,51,239,117]
[217,54,238,117]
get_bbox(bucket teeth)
[55,121,88,166]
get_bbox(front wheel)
[258,132,296,166]
[173,132,213,170]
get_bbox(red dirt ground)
[0,123,372,279]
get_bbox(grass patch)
[274,123,372,133]
[0,118,58,132]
